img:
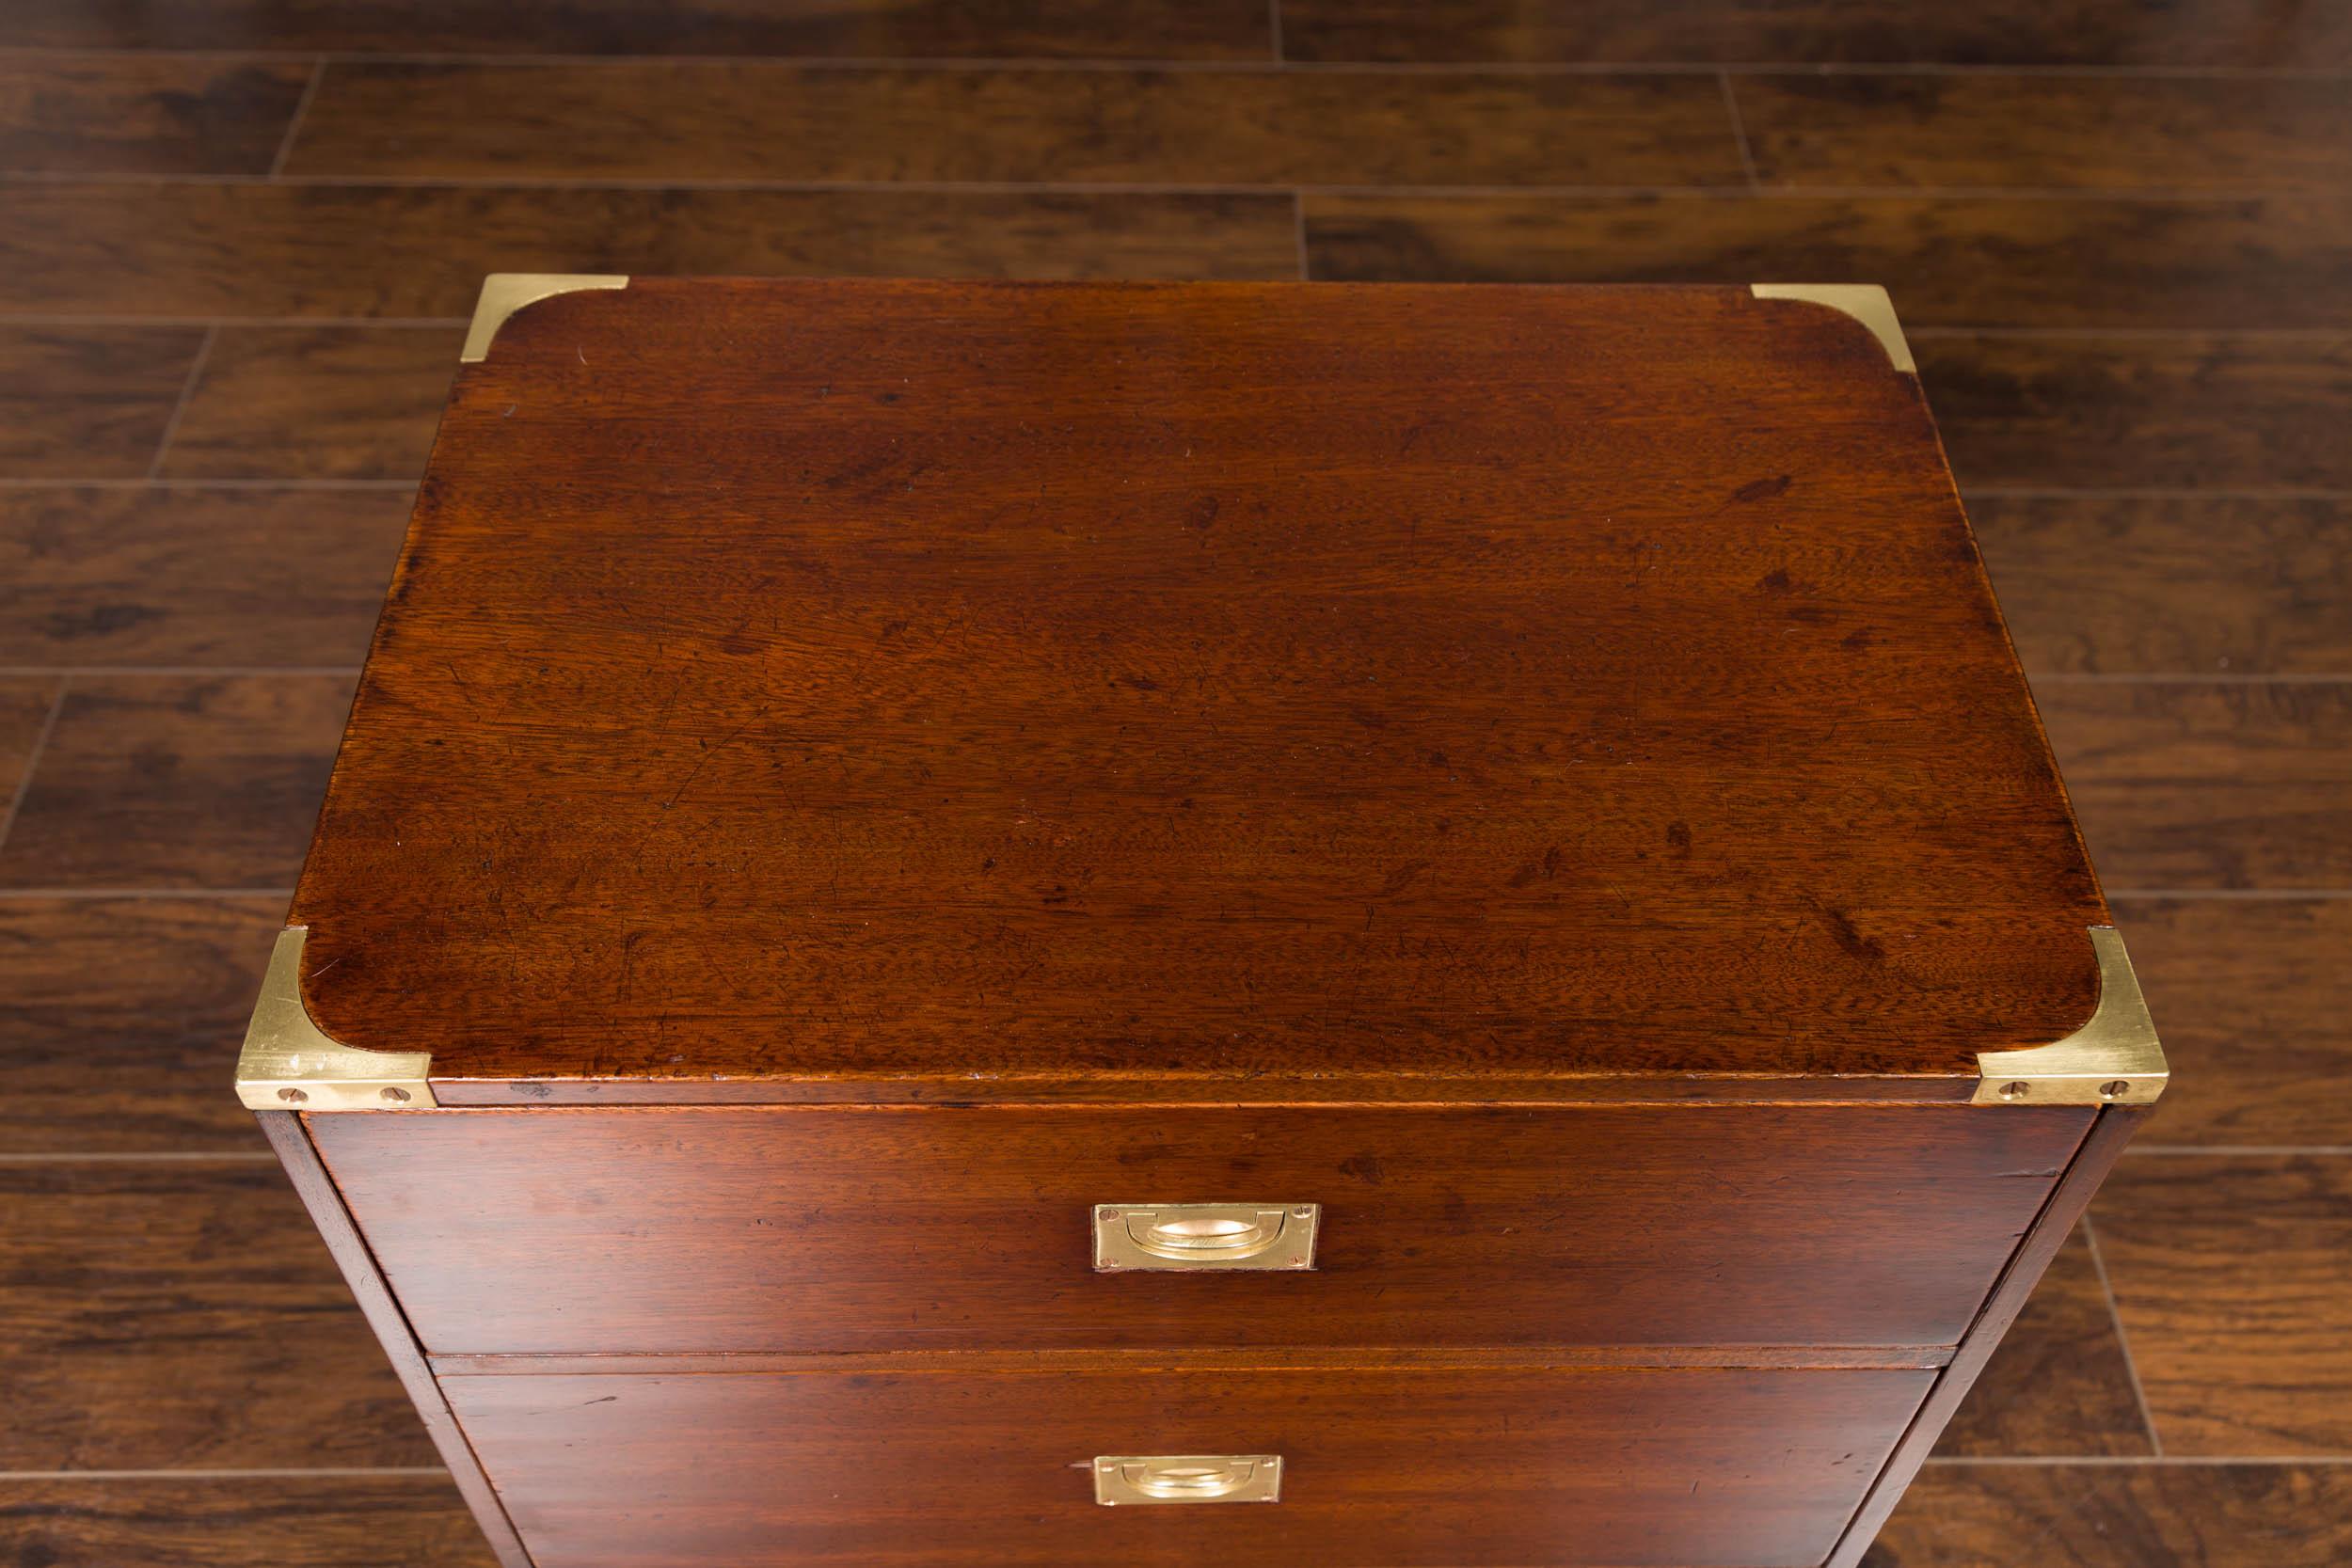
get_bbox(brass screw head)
[278,1086,309,1103]
[2099,1080,2131,1101]
[380,1085,412,1103]
[1998,1082,2029,1101]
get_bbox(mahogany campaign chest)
[241,277,2166,1568]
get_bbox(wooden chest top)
[281,277,2114,1104]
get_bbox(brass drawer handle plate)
[1093,1204,1319,1272]
[1093,1454,1283,1506]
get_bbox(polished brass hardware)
[1750,283,1915,374]
[1093,1455,1282,1506]
[1093,1204,1319,1272]
[459,273,629,364]
[233,927,436,1110]
[1974,926,2168,1106]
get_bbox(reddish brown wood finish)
[256,1112,532,1568]
[286,278,2105,1102]
[307,1103,2090,1355]
[443,1363,1932,1568]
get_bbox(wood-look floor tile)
[160,327,461,480]
[285,62,1743,186]
[0,0,1266,58]
[1974,496,2352,674]
[0,675,352,890]
[2096,1158,2352,1455]
[1926,333,2352,491]
[0,676,58,809]
[1868,1463,2352,1566]
[1302,193,2352,327]
[0,896,284,1153]
[2108,898,2352,1148]
[0,325,204,478]
[1280,0,2352,67]
[0,1162,437,1467]
[2034,681,2352,889]
[1738,74,2352,193]
[0,488,409,664]
[1935,1228,2151,1458]
[0,183,1299,317]
[0,1476,495,1567]
[0,55,310,175]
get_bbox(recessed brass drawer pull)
[1092,1203,1319,1272]
[1093,1454,1283,1506]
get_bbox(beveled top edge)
[1750,284,1915,374]
[459,273,630,364]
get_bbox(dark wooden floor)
[2,5,2348,1565]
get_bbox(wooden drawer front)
[446,1365,1929,1568]
[311,1103,2090,1356]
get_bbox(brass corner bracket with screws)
[1750,283,1915,374]
[234,927,435,1110]
[1974,926,2167,1106]
[459,273,629,364]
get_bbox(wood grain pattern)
[1279,0,2352,66]
[0,487,410,664]
[160,327,461,480]
[0,676,57,809]
[1303,193,2352,327]
[1921,333,2352,491]
[259,1111,531,1567]
[0,183,1298,316]
[0,674,352,889]
[0,1160,437,1468]
[310,1104,2088,1355]
[1870,1463,2352,1567]
[0,55,310,174]
[0,325,204,478]
[0,895,285,1152]
[1973,497,2352,675]
[1933,1227,2152,1457]
[446,1365,1931,1568]
[2109,897,2352,1148]
[1737,74,2352,192]
[2096,1157,2352,1456]
[1825,1106,2146,1568]
[291,278,2106,1094]
[0,1475,499,1568]
[0,0,1270,58]
[2036,681,2352,889]
[285,62,1743,186]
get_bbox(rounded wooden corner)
[234,926,436,1111]
[1749,284,1915,375]
[459,274,630,364]
[1973,926,2168,1106]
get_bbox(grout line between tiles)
[0,667,362,678]
[2106,888,2352,900]
[0,1467,454,1481]
[141,323,215,481]
[0,886,295,898]
[1919,1455,2352,1467]
[2125,1145,2352,1157]
[1964,487,2352,500]
[267,57,326,179]
[3,47,2351,79]
[2027,673,2352,685]
[2082,1213,2165,1457]
[1717,71,1761,190]
[3,169,2347,202]
[0,679,68,858]
[0,1151,279,1163]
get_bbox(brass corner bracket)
[234,927,435,1111]
[459,273,629,364]
[1974,926,2168,1107]
[1750,283,1915,374]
